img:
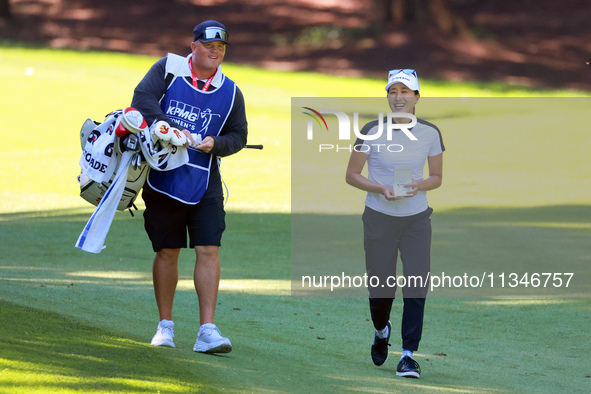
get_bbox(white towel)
[80,113,118,183]
[138,128,189,171]
[76,150,133,253]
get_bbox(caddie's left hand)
[404,180,419,197]
[196,136,215,153]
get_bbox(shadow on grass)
[0,299,216,392]
[1,205,589,296]
[292,205,591,298]
[0,209,291,281]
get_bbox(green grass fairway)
[1,210,590,393]
[1,44,590,393]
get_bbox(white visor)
[385,69,420,92]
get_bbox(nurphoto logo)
[302,107,418,152]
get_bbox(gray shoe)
[193,323,232,353]
[151,320,175,348]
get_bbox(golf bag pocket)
[78,162,148,211]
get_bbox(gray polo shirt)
[358,117,444,217]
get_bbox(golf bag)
[77,111,148,213]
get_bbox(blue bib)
[147,61,236,204]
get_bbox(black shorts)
[142,188,226,252]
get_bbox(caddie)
[131,20,247,353]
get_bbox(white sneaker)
[193,323,232,353]
[151,319,175,348]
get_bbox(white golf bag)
[77,110,148,214]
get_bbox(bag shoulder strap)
[164,53,190,89]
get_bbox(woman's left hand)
[404,180,419,197]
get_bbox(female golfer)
[345,69,444,379]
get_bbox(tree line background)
[1,0,589,90]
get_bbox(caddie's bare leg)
[153,248,180,321]
[193,246,221,325]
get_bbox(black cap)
[193,20,229,44]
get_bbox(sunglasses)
[389,69,417,77]
[199,27,229,42]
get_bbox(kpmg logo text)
[167,100,200,122]
[303,107,418,152]
[166,100,221,133]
